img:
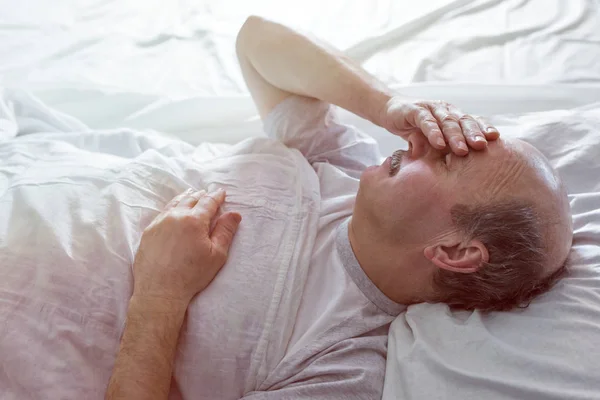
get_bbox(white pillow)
[383,103,600,400]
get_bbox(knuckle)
[417,109,434,120]
[201,196,219,209]
[441,115,459,124]
[419,112,437,125]
[181,212,201,226]
[426,121,440,131]
[223,225,236,238]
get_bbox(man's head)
[351,135,572,312]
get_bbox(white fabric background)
[2,0,600,94]
[1,1,600,399]
[1,0,599,152]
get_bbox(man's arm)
[236,16,499,155]
[105,189,242,400]
[235,16,390,124]
[105,297,186,399]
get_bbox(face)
[354,135,572,276]
[357,136,549,244]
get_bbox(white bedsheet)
[1,0,600,399]
[2,0,600,95]
[1,0,599,149]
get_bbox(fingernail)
[436,138,446,147]
[486,127,497,133]
[457,141,467,151]
[186,188,194,194]
[217,188,225,193]
[474,136,486,143]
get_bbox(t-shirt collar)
[335,218,406,316]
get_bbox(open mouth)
[389,150,405,176]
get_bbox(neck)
[347,217,434,305]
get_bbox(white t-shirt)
[244,95,406,399]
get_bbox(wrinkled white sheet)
[1,0,599,149]
[384,103,600,400]
[2,0,600,96]
[1,0,600,398]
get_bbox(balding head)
[433,138,573,311]
[353,134,572,311]
[512,139,573,275]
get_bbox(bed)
[1,0,600,398]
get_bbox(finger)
[458,115,487,150]
[474,116,500,140]
[164,188,194,210]
[211,211,242,251]
[193,188,226,218]
[447,104,487,150]
[412,107,444,149]
[177,189,206,209]
[431,106,468,156]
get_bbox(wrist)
[127,294,189,324]
[368,89,394,127]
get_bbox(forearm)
[105,296,187,400]
[236,16,393,125]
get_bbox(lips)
[389,149,405,176]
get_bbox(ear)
[423,239,489,274]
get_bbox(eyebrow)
[448,152,471,172]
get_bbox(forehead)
[454,138,540,201]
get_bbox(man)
[103,16,573,399]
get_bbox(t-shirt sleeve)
[263,95,382,178]
[239,336,388,400]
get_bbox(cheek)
[394,166,441,205]
[359,163,447,216]
[358,166,386,202]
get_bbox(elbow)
[236,15,265,55]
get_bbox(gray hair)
[432,199,567,312]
